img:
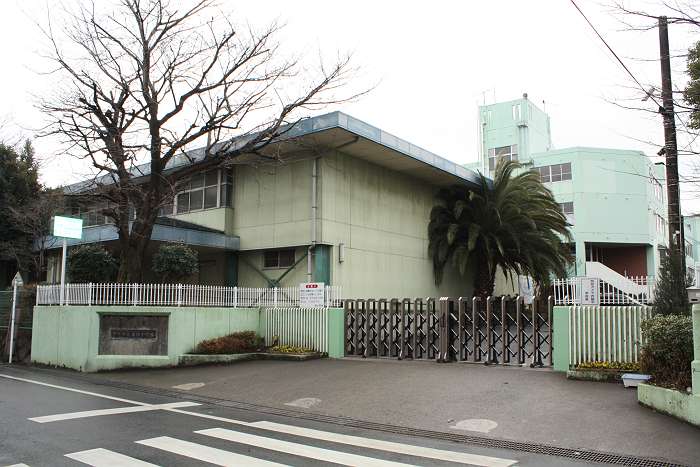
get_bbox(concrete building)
[467,95,669,282]
[44,112,481,299]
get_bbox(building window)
[685,240,693,259]
[263,249,296,269]
[656,214,667,238]
[651,175,663,203]
[168,168,233,215]
[559,201,574,224]
[488,144,518,171]
[536,163,571,183]
[512,103,521,121]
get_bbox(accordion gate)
[344,296,553,366]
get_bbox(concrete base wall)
[31,306,259,372]
[31,305,345,372]
[638,384,700,427]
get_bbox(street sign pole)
[8,272,23,364]
[60,238,67,306]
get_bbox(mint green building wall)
[31,305,259,372]
[318,152,473,299]
[476,96,668,280]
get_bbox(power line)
[569,0,662,109]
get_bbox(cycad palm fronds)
[428,160,572,297]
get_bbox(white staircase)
[585,261,648,296]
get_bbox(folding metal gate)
[344,296,553,366]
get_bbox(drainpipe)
[308,157,319,282]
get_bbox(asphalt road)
[1,365,616,467]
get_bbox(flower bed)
[567,361,642,383]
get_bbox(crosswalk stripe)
[65,448,159,466]
[197,427,418,467]
[249,421,517,467]
[136,436,286,467]
[30,402,200,423]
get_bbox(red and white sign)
[299,282,325,307]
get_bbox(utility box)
[687,287,700,304]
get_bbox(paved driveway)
[88,358,700,465]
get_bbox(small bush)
[640,315,694,390]
[194,331,263,354]
[576,361,640,372]
[67,245,118,282]
[152,243,198,283]
[653,245,691,316]
[270,344,314,354]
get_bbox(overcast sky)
[2,0,699,210]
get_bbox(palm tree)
[428,160,572,298]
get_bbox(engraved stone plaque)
[98,315,168,356]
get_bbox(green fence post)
[692,304,700,395]
[326,307,345,358]
[552,306,570,372]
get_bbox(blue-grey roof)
[65,111,481,193]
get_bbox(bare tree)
[39,0,364,281]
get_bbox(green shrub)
[151,243,198,283]
[67,245,118,283]
[640,315,694,390]
[653,245,691,316]
[194,331,264,354]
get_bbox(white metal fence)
[263,307,328,353]
[36,283,342,308]
[569,305,653,366]
[553,276,655,306]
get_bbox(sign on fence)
[299,282,325,307]
[580,277,600,305]
[53,216,83,239]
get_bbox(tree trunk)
[473,256,496,300]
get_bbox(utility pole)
[658,16,685,271]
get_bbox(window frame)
[263,248,296,269]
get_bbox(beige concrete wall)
[318,152,472,299]
[231,161,313,250]
[172,208,232,234]
[237,247,310,288]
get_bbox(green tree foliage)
[67,245,118,283]
[0,141,42,279]
[151,243,198,283]
[684,41,700,129]
[640,314,693,390]
[428,160,572,298]
[652,245,691,316]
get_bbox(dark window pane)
[204,186,218,209]
[205,169,218,187]
[221,183,233,207]
[177,193,189,214]
[225,170,233,184]
[189,189,204,210]
[495,146,510,156]
[551,171,562,182]
[190,173,204,189]
[488,158,495,170]
[264,251,278,268]
[279,249,295,267]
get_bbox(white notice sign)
[299,282,325,307]
[53,216,84,239]
[580,277,600,305]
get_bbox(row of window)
[71,169,233,226]
[487,144,518,171]
[536,163,572,183]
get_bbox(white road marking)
[171,382,205,391]
[65,448,159,466]
[30,402,200,423]
[198,427,417,467]
[5,464,31,467]
[2,372,518,467]
[0,374,147,406]
[249,420,517,467]
[136,436,285,467]
[451,419,499,434]
[284,397,321,408]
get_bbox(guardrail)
[553,276,654,306]
[263,307,329,353]
[36,283,342,308]
[568,305,652,366]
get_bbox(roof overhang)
[40,222,239,251]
